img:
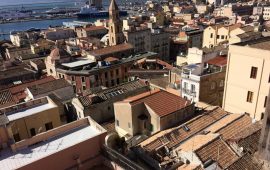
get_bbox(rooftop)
[27,79,71,96]
[195,137,238,169]
[0,89,16,109]
[234,37,270,51]
[84,26,107,31]
[207,56,227,67]
[0,117,105,170]
[78,80,148,107]
[124,89,192,117]
[88,43,134,57]
[0,97,57,122]
[138,107,228,153]
[61,58,95,68]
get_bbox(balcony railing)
[102,145,144,170]
[182,88,196,97]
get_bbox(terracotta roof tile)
[89,43,134,57]
[27,79,71,96]
[207,56,227,67]
[216,114,252,141]
[129,90,192,117]
[195,137,238,169]
[140,107,228,153]
[84,26,106,31]
[226,154,263,170]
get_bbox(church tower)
[109,0,125,46]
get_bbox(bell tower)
[109,0,124,46]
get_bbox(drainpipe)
[254,59,265,120]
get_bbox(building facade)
[223,37,270,120]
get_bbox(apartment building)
[0,117,107,170]
[42,27,76,41]
[123,28,151,53]
[75,26,108,38]
[0,97,62,146]
[181,56,227,106]
[203,24,258,48]
[114,89,195,138]
[263,6,270,21]
[72,80,149,123]
[223,37,270,120]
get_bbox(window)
[116,120,119,126]
[111,80,115,86]
[268,74,270,83]
[184,82,188,89]
[45,122,53,131]
[247,91,254,103]
[264,96,268,108]
[81,76,85,83]
[250,67,258,79]
[210,33,213,38]
[217,35,220,39]
[220,80,224,87]
[13,133,21,142]
[105,72,108,78]
[261,113,264,120]
[211,82,216,90]
[221,35,224,39]
[117,78,120,84]
[72,76,75,81]
[128,122,131,129]
[30,128,36,137]
[82,85,86,91]
[191,84,195,93]
[110,70,114,77]
[116,69,119,75]
[105,81,109,87]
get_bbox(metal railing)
[182,88,196,97]
[102,145,144,170]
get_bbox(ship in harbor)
[76,0,127,18]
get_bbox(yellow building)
[223,37,270,120]
[0,96,62,148]
[202,24,257,48]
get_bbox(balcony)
[182,88,196,97]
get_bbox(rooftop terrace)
[0,117,106,170]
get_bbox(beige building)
[263,7,270,21]
[114,89,195,138]
[72,80,149,123]
[0,97,62,147]
[75,26,108,38]
[123,28,151,53]
[223,37,270,120]
[202,24,258,48]
[42,27,75,41]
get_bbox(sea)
[0,0,139,40]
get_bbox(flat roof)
[234,37,270,51]
[62,59,95,68]
[7,102,57,122]
[0,125,101,170]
